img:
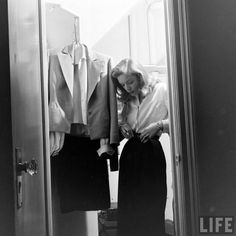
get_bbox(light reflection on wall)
[147,0,167,67]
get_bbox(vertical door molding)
[164,0,187,235]
[164,0,200,235]
[175,0,200,235]
[38,0,53,235]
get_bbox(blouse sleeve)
[159,82,169,134]
[162,119,169,134]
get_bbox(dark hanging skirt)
[117,135,167,236]
[51,134,110,213]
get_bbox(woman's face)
[117,74,141,96]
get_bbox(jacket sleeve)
[107,58,120,145]
[48,55,72,133]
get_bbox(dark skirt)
[51,134,110,213]
[117,135,167,236]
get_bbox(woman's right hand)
[120,123,134,139]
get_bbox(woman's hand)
[140,122,163,143]
[120,123,134,139]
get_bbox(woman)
[111,58,169,236]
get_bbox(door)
[7,0,52,235]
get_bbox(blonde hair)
[111,58,151,102]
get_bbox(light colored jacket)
[48,44,119,145]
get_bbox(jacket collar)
[61,43,97,62]
[58,43,106,102]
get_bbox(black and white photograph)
[1,0,236,235]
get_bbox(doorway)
[42,0,184,235]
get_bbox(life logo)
[199,216,234,234]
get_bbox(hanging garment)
[48,43,119,169]
[49,131,65,156]
[48,43,119,144]
[48,51,73,133]
[51,134,110,213]
[48,44,119,212]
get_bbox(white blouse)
[126,82,169,133]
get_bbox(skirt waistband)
[132,131,160,141]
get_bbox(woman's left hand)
[140,122,163,143]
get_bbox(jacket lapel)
[86,47,105,102]
[57,44,106,102]
[57,53,74,96]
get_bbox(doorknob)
[15,148,38,209]
[15,148,38,176]
[17,159,38,176]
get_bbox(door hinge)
[175,154,181,166]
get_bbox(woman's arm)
[119,122,134,140]
[117,101,134,140]
[140,83,170,142]
[160,119,169,134]
[139,120,167,143]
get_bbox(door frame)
[6,0,53,235]
[164,0,200,235]
[0,1,15,235]
[37,0,201,235]
[38,0,53,235]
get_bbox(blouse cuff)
[161,119,169,134]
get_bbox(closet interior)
[45,1,175,235]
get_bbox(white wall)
[46,0,142,47]
[92,15,130,66]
